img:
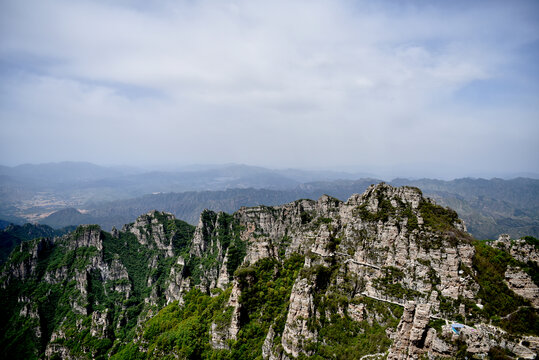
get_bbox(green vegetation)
[126,253,404,360]
[303,320,393,360]
[418,200,459,231]
[5,240,33,265]
[455,339,470,359]
[300,210,314,224]
[427,318,445,334]
[0,215,198,359]
[373,266,422,299]
[0,223,75,265]
[469,240,539,335]
[402,206,419,231]
[487,346,513,360]
[356,190,397,222]
[278,235,291,258]
[522,260,539,288]
[295,261,402,359]
[135,289,230,359]
[522,235,539,249]
[226,236,246,280]
[190,211,246,281]
[0,313,40,359]
[103,231,153,301]
[2,193,539,359]
[298,293,402,359]
[500,307,539,336]
[472,241,529,318]
[113,254,305,360]
[47,246,99,271]
[312,217,333,228]
[168,220,196,255]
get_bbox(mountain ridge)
[34,177,539,240]
[1,183,537,359]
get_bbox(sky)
[1,0,538,179]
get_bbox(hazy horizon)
[1,160,538,181]
[1,1,538,178]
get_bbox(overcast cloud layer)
[1,0,538,178]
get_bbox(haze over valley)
[1,162,538,241]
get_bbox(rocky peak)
[356,183,423,210]
[492,234,539,264]
[123,210,178,256]
[69,225,103,251]
[1,237,53,283]
[191,209,220,257]
[387,302,431,360]
[3,183,537,360]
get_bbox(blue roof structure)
[451,323,465,334]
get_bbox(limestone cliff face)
[235,184,476,309]
[199,184,480,359]
[145,184,480,358]
[2,184,537,360]
[280,277,317,358]
[164,210,238,304]
[493,234,539,265]
[123,210,176,257]
[1,237,54,284]
[205,184,535,359]
[387,302,433,360]
[505,266,539,307]
[159,184,477,334]
[1,211,196,360]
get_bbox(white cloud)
[0,0,538,176]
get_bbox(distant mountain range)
[36,178,539,240]
[0,223,75,264]
[1,162,537,239]
[0,162,373,216]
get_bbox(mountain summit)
[1,183,537,359]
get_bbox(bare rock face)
[505,342,538,360]
[111,226,119,238]
[505,266,539,307]
[210,321,229,350]
[493,234,539,265]
[458,326,491,355]
[409,303,431,343]
[387,302,431,360]
[459,324,539,360]
[69,226,103,251]
[190,213,211,257]
[74,269,89,315]
[45,344,75,360]
[108,259,131,297]
[227,281,242,341]
[281,277,317,358]
[44,266,69,284]
[347,303,365,322]
[90,310,111,338]
[165,256,187,304]
[182,211,233,294]
[1,237,53,283]
[126,211,175,257]
[233,184,477,314]
[243,232,277,265]
[387,302,455,360]
[216,250,230,290]
[522,335,539,353]
[10,183,535,360]
[202,183,481,359]
[261,325,275,360]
